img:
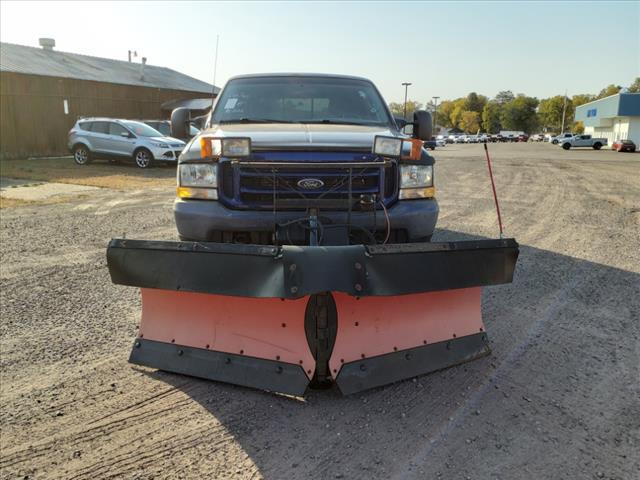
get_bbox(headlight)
[179,163,217,188]
[400,164,433,188]
[373,136,402,157]
[200,137,251,158]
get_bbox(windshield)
[211,76,392,126]
[124,121,163,137]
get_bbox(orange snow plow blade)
[108,239,518,395]
[131,289,315,395]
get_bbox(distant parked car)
[435,137,447,147]
[531,134,545,142]
[68,118,186,168]
[559,134,607,150]
[446,135,456,144]
[424,138,437,150]
[611,139,636,152]
[143,120,201,139]
[455,135,467,144]
[518,134,529,142]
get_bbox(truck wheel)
[73,144,91,165]
[134,148,154,168]
[593,143,602,150]
[562,143,570,150]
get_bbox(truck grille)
[220,160,397,210]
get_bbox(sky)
[1,1,638,104]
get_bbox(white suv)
[68,118,186,168]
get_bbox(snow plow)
[107,73,519,395]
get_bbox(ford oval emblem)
[297,178,325,190]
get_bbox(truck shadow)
[141,229,639,479]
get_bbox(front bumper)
[149,146,182,162]
[174,197,439,242]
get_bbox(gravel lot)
[1,143,638,479]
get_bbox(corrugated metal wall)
[0,72,208,159]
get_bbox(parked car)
[68,118,186,168]
[552,133,574,144]
[544,134,556,142]
[424,138,437,150]
[435,137,447,147]
[559,134,607,150]
[531,134,545,142]
[143,120,200,139]
[518,134,529,142]
[455,135,467,143]
[611,139,636,152]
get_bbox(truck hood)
[203,123,402,150]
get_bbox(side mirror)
[170,107,191,140]
[412,110,433,141]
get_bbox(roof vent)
[39,38,55,51]
[140,57,147,81]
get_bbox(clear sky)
[1,1,638,103]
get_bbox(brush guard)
[108,238,518,395]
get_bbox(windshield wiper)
[220,118,296,124]
[306,119,372,126]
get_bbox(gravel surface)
[1,144,638,479]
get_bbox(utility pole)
[560,89,568,133]
[432,96,440,134]
[402,82,412,120]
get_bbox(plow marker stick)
[484,143,504,238]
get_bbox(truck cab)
[171,74,438,246]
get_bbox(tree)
[388,100,423,119]
[628,77,640,93]
[459,111,481,133]
[464,92,488,113]
[482,101,501,133]
[538,95,574,132]
[573,121,585,134]
[448,98,467,128]
[572,93,595,108]
[596,84,622,99]
[495,90,515,105]
[500,95,539,132]
[436,100,456,128]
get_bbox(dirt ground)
[1,144,638,479]
[0,157,175,190]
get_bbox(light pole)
[432,96,440,134]
[402,82,412,120]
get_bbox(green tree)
[436,100,456,128]
[388,100,423,119]
[538,95,574,132]
[495,90,515,105]
[459,111,481,133]
[572,93,595,108]
[449,98,467,128]
[482,101,501,133]
[500,95,539,132]
[596,84,622,99]
[628,77,640,93]
[464,92,488,113]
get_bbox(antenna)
[211,35,220,111]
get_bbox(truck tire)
[134,148,154,168]
[593,143,602,150]
[562,143,571,150]
[73,144,92,165]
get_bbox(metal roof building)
[0,40,218,158]
[574,92,640,145]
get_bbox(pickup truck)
[559,134,608,150]
[170,73,438,245]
